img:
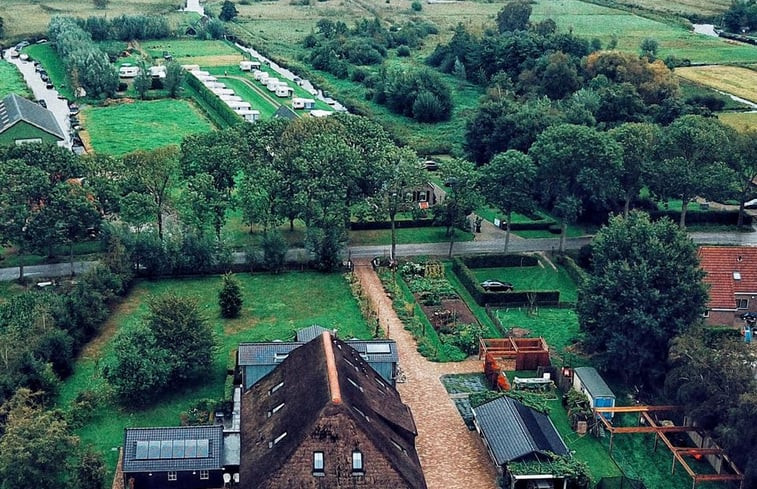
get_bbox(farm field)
[0,61,31,98]
[608,0,732,17]
[142,39,245,67]
[57,272,370,481]
[81,99,214,155]
[719,112,757,132]
[0,0,181,41]
[675,65,757,104]
[472,265,579,303]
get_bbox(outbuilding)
[0,93,66,146]
[572,367,616,418]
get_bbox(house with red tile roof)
[699,246,757,327]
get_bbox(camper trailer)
[264,77,279,88]
[149,66,166,79]
[253,70,266,81]
[119,65,140,78]
[212,88,235,96]
[275,86,293,98]
[240,60,262,71]
[292,98,316,110]
[190,70,210,78]
[204,81,225,89]
[225,100,252,110]
[220,95,244,102]
[237,109,261,123]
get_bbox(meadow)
[81,98,214,155]
[676,65,757,104]
[719,112,757,132]
[0,61,31,98]
[610,0,732,18]
[57,272,369,481]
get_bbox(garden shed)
[0,93,65,146]
[572,367,615,418]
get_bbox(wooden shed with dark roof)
[0,93,65,146]
[699,246,757,327]
[239,332,427,489]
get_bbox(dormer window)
[269,381,284,395]
[269,432,287,448]
[274,353,289,363]
[352,451,364,473]
[267,402,285,417]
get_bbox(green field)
[612,0,732,18]
[81,99,214,155]
[472,265,580,303]
[532,0,757,64]
[57,272,369,481]
[0,0,181,41]
[719,112,757,132]
[212,75,279,119]
[494,308,585,363]
[141,39,244,67]
[0,61,31,98]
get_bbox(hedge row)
[452,257,560,306]
[350,218,436,231]
[508,219,558,231]
[555,254,586,289]
[649,209,752,226]
[185,74,242,127]
[460,254,539,269]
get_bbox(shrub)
[218,272,243,318]
[396,45,411,57]
[261,230,288,272]
[411,1,422,11]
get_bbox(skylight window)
[269,381,284,395]
[734,271,742,280]
[268,402,285,418]
[269,432,287,448]
[347,377,364,392]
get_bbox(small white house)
[149,65,166,79]
[237,109,260,123]
[292,98,316,110]
[275,86,293,98]
[240,60,261,71]
[119,65,140,78]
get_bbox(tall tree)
[133,60,151,99]
[496,1,532,33]
[435,159,481,257]
[179,173,228,240]
[218,273,243,319]
[729,130,757,227]
[145,294,214,382]
[478,150,537,253]
[609,122,661,216]
[163,61,185,98]
[0,389,78,489]
[122,146,179,240]
[529,124,622,252]
[219,0,239,21]
[577,211,707,387]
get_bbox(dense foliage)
[723,0,757,33]
[77,14,172,41]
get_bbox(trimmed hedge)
[509,219,558,231]
[555,254,586,288]
[350,218,435,231]
[649,209,752,226]
[460,254,539,268]
[185,74,241,127]
[452,257,560,306]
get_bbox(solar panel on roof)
[185,439,197,458]
[160,440,173,459]
[365,343,391,354]
[135,441,149,459]
[148,440,161,459]
[173,439,185,459]
[197,439,209,458]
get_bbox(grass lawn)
[0,240,104,268]
[531,0,757,64]
[472,265,580,303]
[222,210,307,249]
[719,112,757,132]
[348,226,474,246]
[57,272,369,482]
[0,281,27,305]
[23,43,74,100]
[676,66,757,104]
[493,308,587,365]
[141,39,244,67]
[215,75,280,119]
[81,98,214,155]
[0,60,31,98]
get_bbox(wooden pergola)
[478,337,550,370]
[594,406,744,489]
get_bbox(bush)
[396,45,411,57]
[649,209,751,226]
[261,230,288,272]
[218,272,243,318]
[411,1,422,11]
[460,254,539,268]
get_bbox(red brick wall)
[706,311,738,327]
[258,413,416,489]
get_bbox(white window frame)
[737,298,749,309]
[15,138,43,145]
[352,451,364,473]
[269,381,284,395]
[167,471,177,481]
[702,310,710,318]
[199,470,209,480]
[313,451,325,473]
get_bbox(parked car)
[45,82,54,89]
[36,99,47,108]
[422,160,439,171]
[69,104,80,115]
[480,280,514,292]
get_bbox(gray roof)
[296,325,329,343]
[473,396,568,465]
[273,105,297,120]
[122,425,224,473]
[0,93,65,140]
[222,433,240,467]
[574,367,615,400]
[238,339,397,366]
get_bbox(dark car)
[740,312,757,322]
[45,82,54,89]
[36,99,47,108]
[481,280,514,292]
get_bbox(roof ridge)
[322,331,342,404]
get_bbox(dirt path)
[353,259,499,489]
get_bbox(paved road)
[3,49,72,148]
[8,228,756,282]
